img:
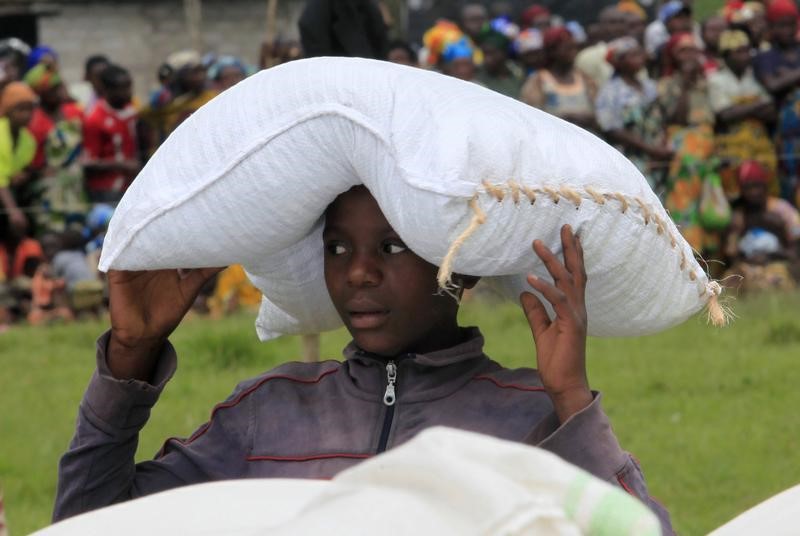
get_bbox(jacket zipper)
[377,360,397,453]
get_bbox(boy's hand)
[107,267,223,381]
[520,225,592,423]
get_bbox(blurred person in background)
[422,19,478,81]
[75,55,111,115]
[41,229,104,318]
[82,65,138,204]
[657,31,718,253]
[441,37,478,82]
[646,1,694,68]
[23,62,83,227]
[0,38,31,89]
[458,3,488,65]
[25,46,58,75]
[299,0,388,59]
[521,26,598,131]
[161,51,216,134]
[27,253,73,326]
[595,37,673,189]
[0,211,44,328]
[724,160,800,290]
[754,0,800,205]
[0,82,37,236]
[576,6,629,88]
[700,14,728,74]
[386,40,418,66]
[514,28,545,75]
[725,1,770,52]
[259,38,303,69]
[710,29,776,200]
[519,4,551,32]
[208,56,252,92]
[476,26,525,98]
[619,4,648,46]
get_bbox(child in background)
[724,160,800,290]
[82,65,139,204]
[27,256,72,326]
[42,230,104,316]
[54,185,674,535]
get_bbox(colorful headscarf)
[442,37,475,64]
[207,56,254,81]
[605,36,641,65]
[520,5,550,29]
[718,29,751,53]
[663,32,701,75]
[766,0,799,22]
[423,20,465,66]
[489,17,520,41]
[23,63,61,94]
[0,81,37,115]
[514,29,544,54]
[25,45,57,72]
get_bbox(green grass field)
[2,292,799,535]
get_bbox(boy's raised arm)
[520,225,674,535]
[53,268,224,521]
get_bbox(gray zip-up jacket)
[54,329,673,534]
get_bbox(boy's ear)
[454,274,480,290]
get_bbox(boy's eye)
[383,241,407,254]
[326,243,347,256]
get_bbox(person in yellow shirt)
[0,81,37,235]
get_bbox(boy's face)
[323,186,463,356]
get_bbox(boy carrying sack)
[55,58,728,535]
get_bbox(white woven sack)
[99,57,725,339]
[37,427,659,535]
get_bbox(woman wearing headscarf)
[520,26,598,131]
[22,62,84,232]
[475,22,525,99]
[0,81,37,235]
[657,32,717,253]
[709,29,776,200]
[595,37,673,189]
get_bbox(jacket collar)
[340,327,491,403]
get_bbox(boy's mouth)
[348,309,390,329]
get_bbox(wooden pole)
[183,0,203,53]
[263,0,279,68]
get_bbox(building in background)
[0,0,305,102]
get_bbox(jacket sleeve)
[524,393,674,536]
[53,332,251,522]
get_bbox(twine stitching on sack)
[436,182,730,327]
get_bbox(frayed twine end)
[437,197,486,289]
[705,281,732,327]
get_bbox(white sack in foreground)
[37,427,660,536]
[708,483,800,536]
[99,57,725,339]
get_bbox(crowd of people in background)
[1,0,800,333]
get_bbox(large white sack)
[99,57,725,339]
[37,427,660,536]
[708,483,800,536]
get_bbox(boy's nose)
[347,252,382,287]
